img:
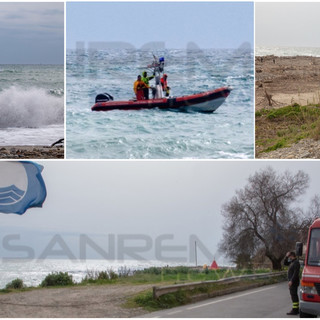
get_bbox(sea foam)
[0,86,63,128]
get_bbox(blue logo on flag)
[0,161,47,215]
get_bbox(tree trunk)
[266,254,283,270]
[271,259,283,270]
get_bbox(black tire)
[299,309,317,318]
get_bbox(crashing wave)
[0,86,64,128]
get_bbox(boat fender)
[168,98,176,107]
[95,93,114,103]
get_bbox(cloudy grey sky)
[67,2,253,50]
[256,2,320,48]
[0,161,319,265]
[0,3,64,64]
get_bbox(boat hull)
[91,87,231,113]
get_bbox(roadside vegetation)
[0,266,286,311]
[255,103,320,153]
[0,266,274,293]
[128,276,286,311]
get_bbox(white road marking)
[186,286,277,311]
[167,310,185,315]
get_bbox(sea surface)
[0,65,64,146]
[0,259,192,289]
[66,49,254,159]
[256,46,320,57]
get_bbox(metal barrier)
[153,271,286,299]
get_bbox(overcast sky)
[0,160,319,265]
[0,3,64,64]
[256,2,320,48]
[67,2,253,50]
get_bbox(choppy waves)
[256,46,320,57]
[0,86,64,128]
[67,49,254,159]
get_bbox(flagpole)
[195,241,197,267]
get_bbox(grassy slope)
[256,104,320,153]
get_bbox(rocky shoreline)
[0,146,64,159]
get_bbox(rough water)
[256,46,320,57]
[66,49,254,159]
[0,65,64,146]
[0,259,193,289]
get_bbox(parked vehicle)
[297,218,320,317]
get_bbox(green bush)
[139,267,162,275]
[97,271,110,280]
[5,278,24,289]
[162,266,190,275]
[40,272,74,287]
[134,289,188,310]
[108,270,118,280]
[82,269,119,283]
[265,138,287,152]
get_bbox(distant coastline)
[256,46,320,57]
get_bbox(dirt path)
[0,284,152,318]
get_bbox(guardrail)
[153,271,287,299]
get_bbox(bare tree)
[219,167,310,270]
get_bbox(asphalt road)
[142,282,295,318]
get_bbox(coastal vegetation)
[1,266,272,293]
[0,267,286,311]
[5,278,24,290]
[256,103,320,154]
[40,272,74,287]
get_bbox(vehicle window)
[308,229,320,266]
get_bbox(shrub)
[118,266,131,278]
[40,272,74,287]
[97,271,110,280]
[162,266,190,275]
[134,289,188,310]
[5,278,24,289]
[138,267,162,275]
[108,270,118,280]
[265,138,287,152]
[82,269,119,283]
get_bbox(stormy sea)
[66,48,254,159]
[0,64,64,146]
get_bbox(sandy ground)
[0,145,64,159]
[0,284,151,318]
[255,55,320,159]
[255,55,320,110]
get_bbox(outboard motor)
[95,93,114,103]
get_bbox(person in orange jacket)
[133,75,149,100]
[160,74,170,97]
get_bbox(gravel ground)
[0,284,152,318]
[256,138,320,159]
